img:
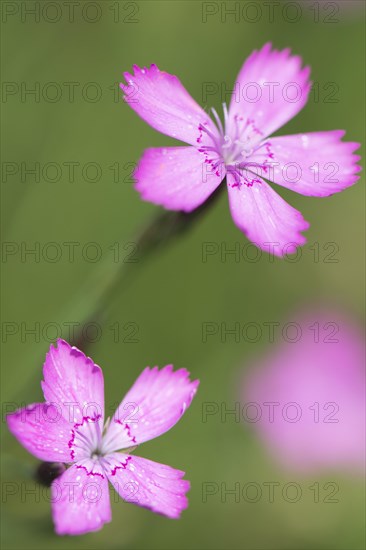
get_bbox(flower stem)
[71,182,225,350]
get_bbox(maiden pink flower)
[7,339,199,535]
[121,43,361,257]
[241,311,365,472]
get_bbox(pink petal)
[267,131,361,196]
[227,172,309,257]
[102,366,199,453]
[52,460,111,535]
[104,453,190,519]
[121,64,219,147]
[7,403,71,462]
[228,43,311,141]
[134,146,224,212]
[41,339,104,426]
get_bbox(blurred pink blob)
[242,311,365,473]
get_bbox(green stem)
[71,182,225,350]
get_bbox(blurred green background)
[1,1,365,549]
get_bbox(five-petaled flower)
[7,339,199,535]
[121,43,361,257]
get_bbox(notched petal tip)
[258,42,272,54]
[122,63,160,83]
[54,337,69,349]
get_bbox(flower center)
[68,414,103,461]
[91,451,103,459]
[197,103,274,188]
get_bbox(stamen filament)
[211,107,224,136]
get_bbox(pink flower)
[7,340,199,535]
[241,311,365,472]
[121,43,361,257]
